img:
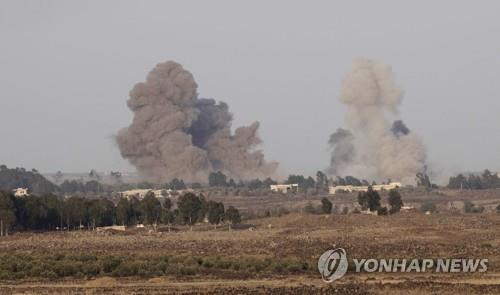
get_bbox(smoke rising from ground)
[327,58,427,184]
[116,61,277,183]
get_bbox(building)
[329,182,402,195]
[12,188,29,197]
[118,189,164,200]
[118,188,186,200]
[270,184,299,193]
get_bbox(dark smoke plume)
[327,128,355,175]
[327,58,427,184]
[116,61,277,183]
[391,120,410,138]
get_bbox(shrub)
[112,261,138,277]
[102,256,122,273]
[377,207,388,216]
[321,198,333,214]
[420,202,437,213]
[40,270,57,279]
[304,202,317,214]
[82,262,100,277]
[53,261,78,277]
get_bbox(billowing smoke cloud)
[327,58,426,184]
[116,61,277,183]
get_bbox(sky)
[1,1,499,182]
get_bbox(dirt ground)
[0,191,499,294]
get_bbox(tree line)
[0,191,240,236]
[447,170,500,190]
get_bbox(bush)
[112,261,138,277]
[53,261,78,277]
[321,198,333,214]
[377,207,388,216]
[102,256,122,273]
[82,262,100,277]
[464,201,485,213]
[420,202,437,213]
[304,202,317,214]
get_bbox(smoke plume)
[116,61,277,183]
[327,58,426,184]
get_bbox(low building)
[329,182,402,195]
[270,184,299,193]
[12,188,29,197]
[118,188,185,200]
[401,205,416,212]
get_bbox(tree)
[225,206,241,229]
[54,171,64,183]
[208,171,227,187]
[321,197,332,214]
[162,198,174,232]
[89,169,101,181]
[66,196,86,229]
[416,172,431,188]
[388,190,404,214]
[177,192,202,229]
[316,171,328,191]
[128,196,142,225]
[358,187,381,211]
[140,192,162,228]
[286,174,315,190]
[0,192,16,236]
[168,178,186,190]
[207,201,225,229]
[116,198,131,226]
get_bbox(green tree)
[177,192,202,229]
[225,206,241,229]
[140,192,162,228]
[208,171,227,187]
[168,178,186,190]
[358,187,381,211]
[128,196,142,225]
[116,198,131,226]
[207,201,225,229]
[161,198,174,232]
[321,197,332,214]
[388,190,404,214]
[316,171,328,191]
[0,192,16,236]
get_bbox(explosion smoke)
[327,58,426,184]
[116,61,277,183]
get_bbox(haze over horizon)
[1,1,499,183]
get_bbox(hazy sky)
[1,1,499,182]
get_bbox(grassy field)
[0,205,499,294]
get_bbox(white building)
[118,188,187,200]
[329,182,402,195]
[12,188,29,197]
[270,184,299,193]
